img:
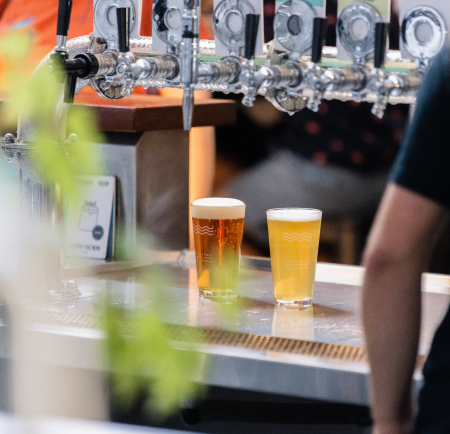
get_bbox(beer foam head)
[267,208,322,222]
[191,198,246,219]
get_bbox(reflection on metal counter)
[272,305,315,342]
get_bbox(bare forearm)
[360,184,445,433]
[362,255,421,426]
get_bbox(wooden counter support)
[71,93,236,257]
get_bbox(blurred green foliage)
[0,30,104,203]
[103,267,207,417]
[0,30,208,419]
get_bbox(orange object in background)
[0,0,94,68]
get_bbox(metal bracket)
[213,0,255,57]
[94,0,137,49]
[402,6,446,70]
[153,0,184,47]
[274,0,316,54]
[338,2,380,65]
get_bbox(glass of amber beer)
[267,208,322,308]
[191,198,245,297]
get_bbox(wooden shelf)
[73,93,236,132]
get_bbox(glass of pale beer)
[191,198,245,297]
[267,208,322,308]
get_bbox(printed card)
[65,175,116,260]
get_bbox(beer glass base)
[276,299,312,309]
[200,289,237,298]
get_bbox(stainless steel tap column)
[4,0,79,297]
[180,0,200,132]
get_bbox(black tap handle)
[311,17,327,64]
[117,7,131,52]
[64,73,77,104]
[374,22,389,69]
[57,0,73,37]
[244,14,260,60]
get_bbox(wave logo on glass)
[282,232,312,242]
[193,225,214,235]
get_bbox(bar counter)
[11,251,448,410]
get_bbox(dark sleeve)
[390,46,450,209]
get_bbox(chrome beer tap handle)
[55,0,72,53]
[241,13,260,107]
[304,17,327,112]
[369,22,389,118]
[49,0,74,100]
[115,7,135,97]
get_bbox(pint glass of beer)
[191,198,245,297]
[267,208,322,308]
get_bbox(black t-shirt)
[390,46,450,433]
[391,46,450,208]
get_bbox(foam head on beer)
[267,208,322,222]
[191,198,246,220]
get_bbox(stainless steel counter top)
[8,251,450,406]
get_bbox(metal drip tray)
[26,308,427,369]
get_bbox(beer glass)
[191,198,245,297]
[267,208,322,308]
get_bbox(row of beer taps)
[53,0,448,131]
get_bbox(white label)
[65,175,115,260]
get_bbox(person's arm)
[362,183,446,434]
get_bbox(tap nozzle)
[180,0,200,131]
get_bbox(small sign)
[65,175,116,260]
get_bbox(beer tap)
[369,22,391,118]
[180,0,200,131]
[199,0,255,88]
[241,12,304,109]
[114,4,181,95]
[115,7,135,96]
[262,1,324,113]
[50,0,73,99]
[52,0,72,63]
[61,4,119,103]
[240,14,260,107]
[307,3,380,111]
[52,0,116,103]
[304,17,327,111]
